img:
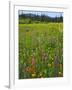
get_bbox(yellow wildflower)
[52,62,54,65]
[52,57,53,60]
[39,73,42,77]
[48,63,51,67]
[41,77,44,78]
[32,73,36,77]
[52,62,54,64]
[58,72,62,75]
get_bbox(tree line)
[19,13,63,24]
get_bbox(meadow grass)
[19,23,63,79]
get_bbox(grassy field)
[19,23,63,79]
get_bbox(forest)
[19,13,63,24]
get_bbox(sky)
[19,10,63,18]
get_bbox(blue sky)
[19,10,63,17]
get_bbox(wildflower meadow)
[19,11,63,79]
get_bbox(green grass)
[19,23,63,79]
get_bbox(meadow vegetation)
[19,12,63,79]
[19,23,63,79]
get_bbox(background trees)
[19,13,63,24]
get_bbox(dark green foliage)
[19,13,63,24]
